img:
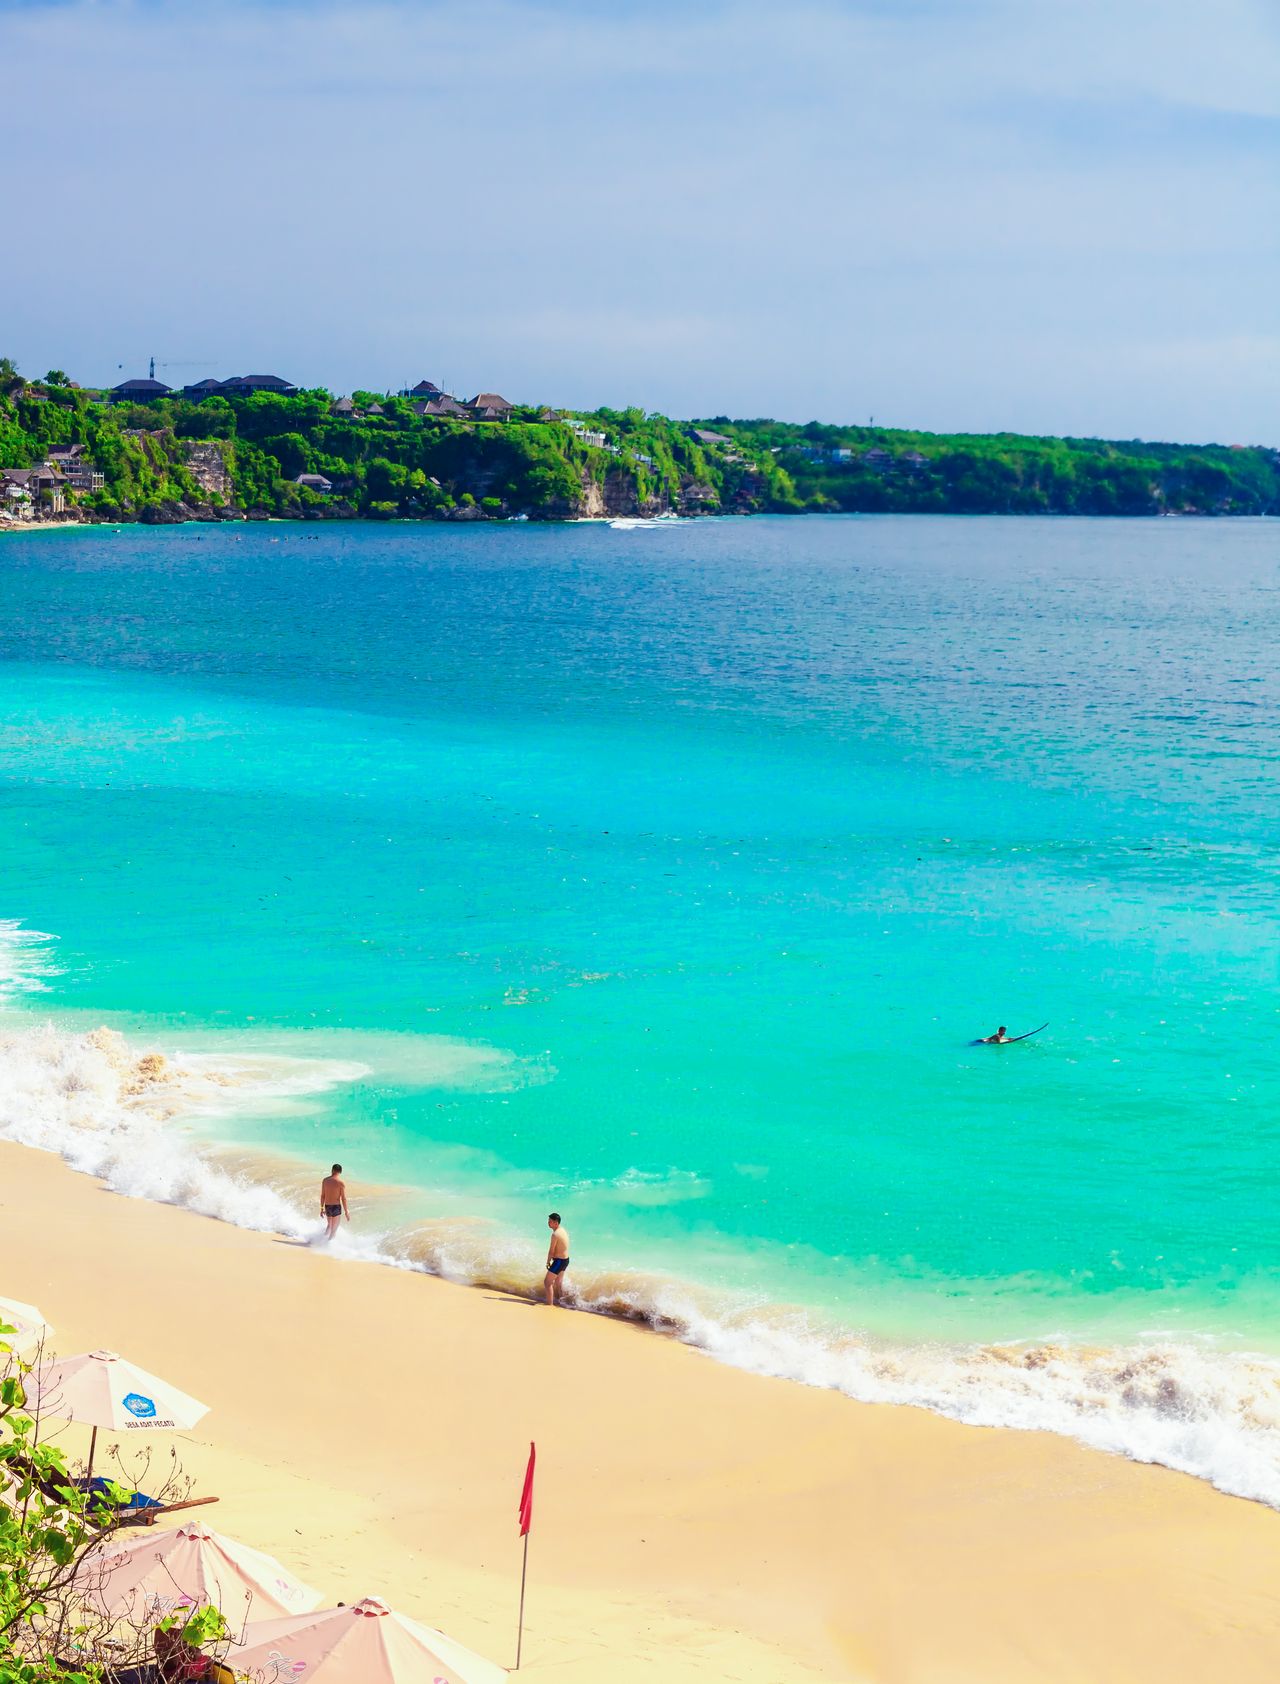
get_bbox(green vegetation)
[700,417,1280,516]
[1,360,1276,524]
[0,1325,226,1683]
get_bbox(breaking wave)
[0,999,1277,1508]
[0,921,58,1001]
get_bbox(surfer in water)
[976,1022,1048,1045]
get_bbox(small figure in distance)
[544,1212,570,1306]
[981,1025,1010,1044]
[320,1162,349,1243]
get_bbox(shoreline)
[1,512,1270,538]
[5,1012,1280,1512]
[0,518,90,535]
[3,1138,1278,1682]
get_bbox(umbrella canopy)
[28,1349,208,1434]
[0,1295,52,1351]
[75,1522,322,1624]
[226,1596,507,1684]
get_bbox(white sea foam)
[0,1020,371,1243]
[0,993,1276,1507]
[0,921,59,1000]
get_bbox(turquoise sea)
[1,515,1277,1500]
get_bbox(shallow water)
[1,516,1278,1499]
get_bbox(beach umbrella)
[226,1596,507,1684]
[27,1348,209,1476]
[75,1521,322,1624]
[0,1295,52,1351]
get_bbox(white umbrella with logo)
[27,1349,209,1477]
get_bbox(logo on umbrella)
[123,1392,157,1419]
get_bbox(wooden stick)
[128,1495,220,1527]
[515,1529,530,1669]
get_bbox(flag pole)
[516,1439,536,1669]
[516,1527,530,1669]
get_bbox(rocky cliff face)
[183,440,234,503]
[570,469,678,520]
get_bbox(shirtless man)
[981,1025,1010,1044]
[544,1212,570,1305]
[319,1163,349,1242]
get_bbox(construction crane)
[114,357,214,380]
[155,358,216,376]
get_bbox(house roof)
[693,429,732,445]
[406,380,443,396]
[417,396,469,418]
[111,378,171,395]
[365,402,384,415]
[295,473,332,487]
[2,465,63,485]
[468,392,513,409]
[207,374,297,395]
[331,396,355,413]
[47,444,84,459]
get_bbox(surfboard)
[971,1022,1049,1045]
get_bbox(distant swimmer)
[320,1162,350,1242]
[975,1022,1049,1046]
[544,1212,570,1306]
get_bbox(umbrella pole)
[87,1426,97,1483]
[515,1530,529,1669]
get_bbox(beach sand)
[0,519,88,535]
[2,1138,1277,1684]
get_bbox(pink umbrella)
[0,1294,52,1352]
[225,1595,507,1684]
[75,1522,322,1625]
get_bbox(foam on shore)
[0,968,1276,1509]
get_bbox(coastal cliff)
[2,369,1276,526]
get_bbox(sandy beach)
[0,1139,1276,1684]
[0,519,87,535]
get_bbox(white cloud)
[1,0,1276,439]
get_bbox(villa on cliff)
[1,463,68,513]
[467,392,515,419]
[47,444,104,491]
[110,377,172,402]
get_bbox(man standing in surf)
[320,1163,349,1242]
[544,1212,570,1305]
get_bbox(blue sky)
[2,0,1277,440]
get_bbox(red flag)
[518,1441,536,1537]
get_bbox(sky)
[2,0,1278,441]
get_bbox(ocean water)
[1,515,1278,1501]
